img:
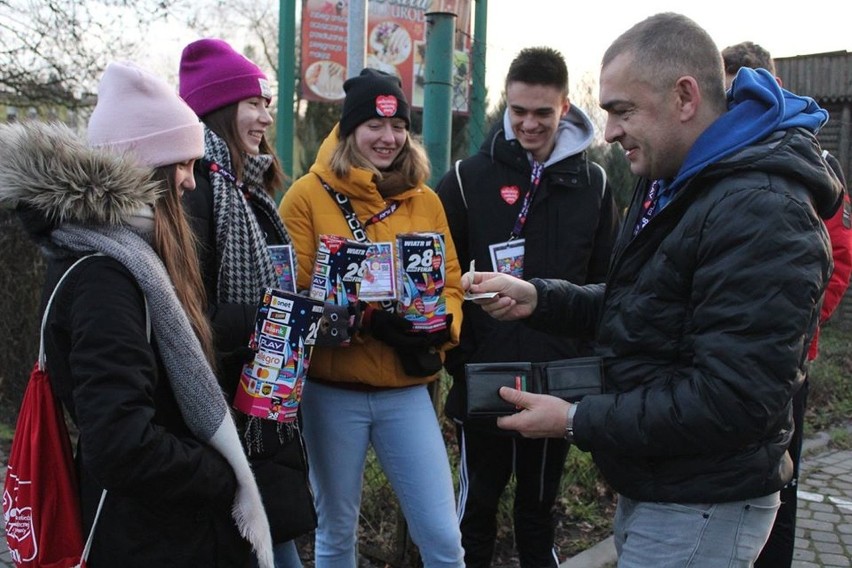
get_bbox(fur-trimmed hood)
[0,121,162,230]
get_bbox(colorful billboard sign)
[301,0,472,112]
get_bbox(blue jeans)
[252,540,302,568]
[300,381,464,568]
[614,492,780,567]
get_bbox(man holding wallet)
[435,47,620,568]
[464,13,843,568]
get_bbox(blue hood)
[661,67,828,204]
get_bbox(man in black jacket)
[435,46,620,568]
[464,13,843,567]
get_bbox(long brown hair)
[151,165,215,364]
[202,103,287,195]
[330,128,431,187]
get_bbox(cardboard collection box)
[307,232,449,337]
[233,288,325,423]
[396,232,448,332]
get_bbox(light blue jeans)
[300,380,464,568]
[614,492,780,567]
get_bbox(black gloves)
[363,305,428,348]
[312,299,454,377]
[363,305,453,377]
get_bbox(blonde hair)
[151,165,215,364]
[330,129,431,187]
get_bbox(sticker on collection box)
[396,232,447,333]
[357,242,397,302]
[233,288,325,423]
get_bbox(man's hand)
[496,387,572,438]
[462,271,539,320]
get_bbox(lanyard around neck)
[205,160,250,198]
[316,175,400,244]
[510,161,545,240]
[632,180,663,237]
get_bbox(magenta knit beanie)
[87,61,204,169]
[179,38,272,117]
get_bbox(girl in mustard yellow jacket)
[280,69,464,568]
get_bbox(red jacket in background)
[809,154,852,360]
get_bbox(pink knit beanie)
[179,38,272,117]
[87,61,204,169]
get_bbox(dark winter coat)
[184,164,316,543]
[528,127,841,503]
[42,255,250,567]
[436,109,620,424]
[1,122,252,565]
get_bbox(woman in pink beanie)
[0,61,274,567]
[179,39,315,568]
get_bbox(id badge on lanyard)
[489,238,525,278]
[488,161,543,278]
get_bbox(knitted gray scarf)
[51,223,274,568]
[205,127,290,304]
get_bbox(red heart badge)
[413,297,425,314]
[375,95,398,117]
[500,185,520,205]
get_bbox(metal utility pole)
[469,0,488,155]
[422,7,456,188]
[277,0,297,184]
[347,0,369,77]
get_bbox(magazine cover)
[233,288,325,422]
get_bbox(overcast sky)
[483,0,852,104]
[141,0,852,110]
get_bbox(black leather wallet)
[465,357,603,417]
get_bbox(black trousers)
[455,424,570,568]
[755,378,809,568]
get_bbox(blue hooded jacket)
[657,67,828,208]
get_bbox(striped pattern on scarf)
[204,127,290,304]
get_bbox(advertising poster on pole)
[300,0,472,112]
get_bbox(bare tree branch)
[0,0,183,111]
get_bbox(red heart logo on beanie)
[375,95,398,117]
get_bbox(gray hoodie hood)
[0,121,161,229]
[502,104,596,167]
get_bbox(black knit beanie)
[339,68,411,138]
